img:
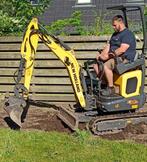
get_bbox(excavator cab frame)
[3,5,147,134]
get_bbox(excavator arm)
[21,18,39,97]
[4,18,87,127]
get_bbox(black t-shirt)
[109,28,136,62]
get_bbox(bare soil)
[100,123,147,144]
[1,103,147,144]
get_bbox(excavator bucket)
[4,105,23,127]
[4,96,26,127]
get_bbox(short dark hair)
[112,15,124,22]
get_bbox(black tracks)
[88,111,147,135]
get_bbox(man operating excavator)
[93,15,136,95]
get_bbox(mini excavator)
[3,5,147,134]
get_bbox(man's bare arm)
[113,43,130,56]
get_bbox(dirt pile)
[22,108,71,133]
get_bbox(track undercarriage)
[57,105,147,135]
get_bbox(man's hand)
[96,44,110,61]
[109,52,116,58]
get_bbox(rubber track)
[89,111,147,135]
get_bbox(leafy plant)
[87,10,113,36]
[46,11,87,35]
[144,5,147,15]
[0,0,51,35]
[0,11,22,35]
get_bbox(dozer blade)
[3,96,26,127]
[57,106,79,130]
[57,105,92,131]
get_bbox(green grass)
[0,129,147,162]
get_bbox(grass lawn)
[0,128,146,162]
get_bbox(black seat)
[114,54,145,75]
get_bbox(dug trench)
[0,102,147,144]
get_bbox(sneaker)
[101,86,115,96]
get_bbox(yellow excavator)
[3,5,147,134]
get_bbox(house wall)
[39,0,146,26]
[40,0,124,25]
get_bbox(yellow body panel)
[114,70,142,98]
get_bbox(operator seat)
[114,52,145,75]
[113,51,145,98]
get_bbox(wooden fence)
[0,36,145,105]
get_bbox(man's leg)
[102,58,115,95]
[104,58,115,87]
[104,65,114,87]
[104,57,129,86]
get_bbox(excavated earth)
[0,102,147,144]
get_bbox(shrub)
[0,0,51,35]
[0,11,22,35]
[46,11,86,35]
